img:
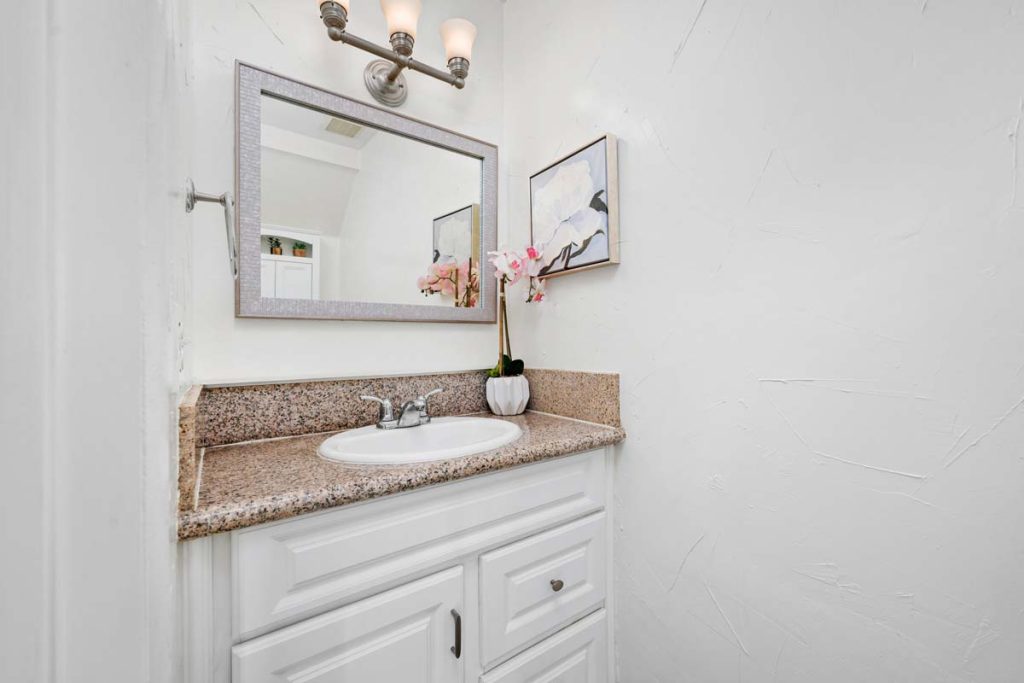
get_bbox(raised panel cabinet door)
[480,610,608,683]
[274,260,313,299]
[232,566,464,683]
[260,258,275,298]
[479,513,606,668]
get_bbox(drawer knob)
[550,579,564,592]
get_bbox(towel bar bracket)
[185,177,238,280]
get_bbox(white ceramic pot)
[486,375,530,416]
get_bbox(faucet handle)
[360,395,394,422]
[420,388,444,402]
[416,388,444,417]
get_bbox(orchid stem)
[503,288,512,358]
[498,279,506,375]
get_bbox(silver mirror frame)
[235,61,497,323]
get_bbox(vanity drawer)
[480,609,608,683]
[233,449,606,638]
[479,512,607,668]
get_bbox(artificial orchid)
[488,249,524,285]
[418,259,479,308]
[523,245,546,302]
[486,244,547,377]
[488,245,545,302]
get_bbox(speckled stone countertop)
[178,411,624,540]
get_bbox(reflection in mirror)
[259,94,482,307]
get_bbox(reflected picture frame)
[432,204,480,266]
[235,61,498,322]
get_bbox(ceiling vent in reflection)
[325,118,363,138]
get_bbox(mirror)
[236,63,497,322]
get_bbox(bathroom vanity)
[177,62,626,680]
[178,370,624,683]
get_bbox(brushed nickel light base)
[389,32,414,56]
[319,1,348,40]
[363,59,408,107]
[447,57,469,80]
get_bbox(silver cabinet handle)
[550,579,564,592]
[450,609,462,659]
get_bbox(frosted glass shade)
[440,18,477,61]
[380,0,422,38]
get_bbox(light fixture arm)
[318,1,470,107]
[331,29,465,90]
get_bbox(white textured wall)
[1,5,52,680]
[1,1,188,682]
[188,0,503,383]
[502,1,1024,680]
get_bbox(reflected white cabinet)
[259,225,320,300]
[259,258,317,300]
[274,260,314,299]
[181,449,614,683]
[260,259,275,298]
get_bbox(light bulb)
[380,0,422,39]
[440,18,477,62]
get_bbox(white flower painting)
[530,135,619,278]
[433,204,480,265]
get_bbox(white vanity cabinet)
[181,448,614,683]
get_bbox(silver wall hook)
[185,178,238,280]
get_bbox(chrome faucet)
[361,388,443,429]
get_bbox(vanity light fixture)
[317,0,477,107]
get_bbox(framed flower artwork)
[433,203,480,266]
[529,134,619,279]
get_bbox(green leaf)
[489,355,525,377]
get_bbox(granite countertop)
[178,411,625,540]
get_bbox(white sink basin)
[318,416,523,465]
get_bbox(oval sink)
[318,416,523,465]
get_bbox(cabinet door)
[260,259,275,298]
[232,566,464,683]
[274,261,313,299]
